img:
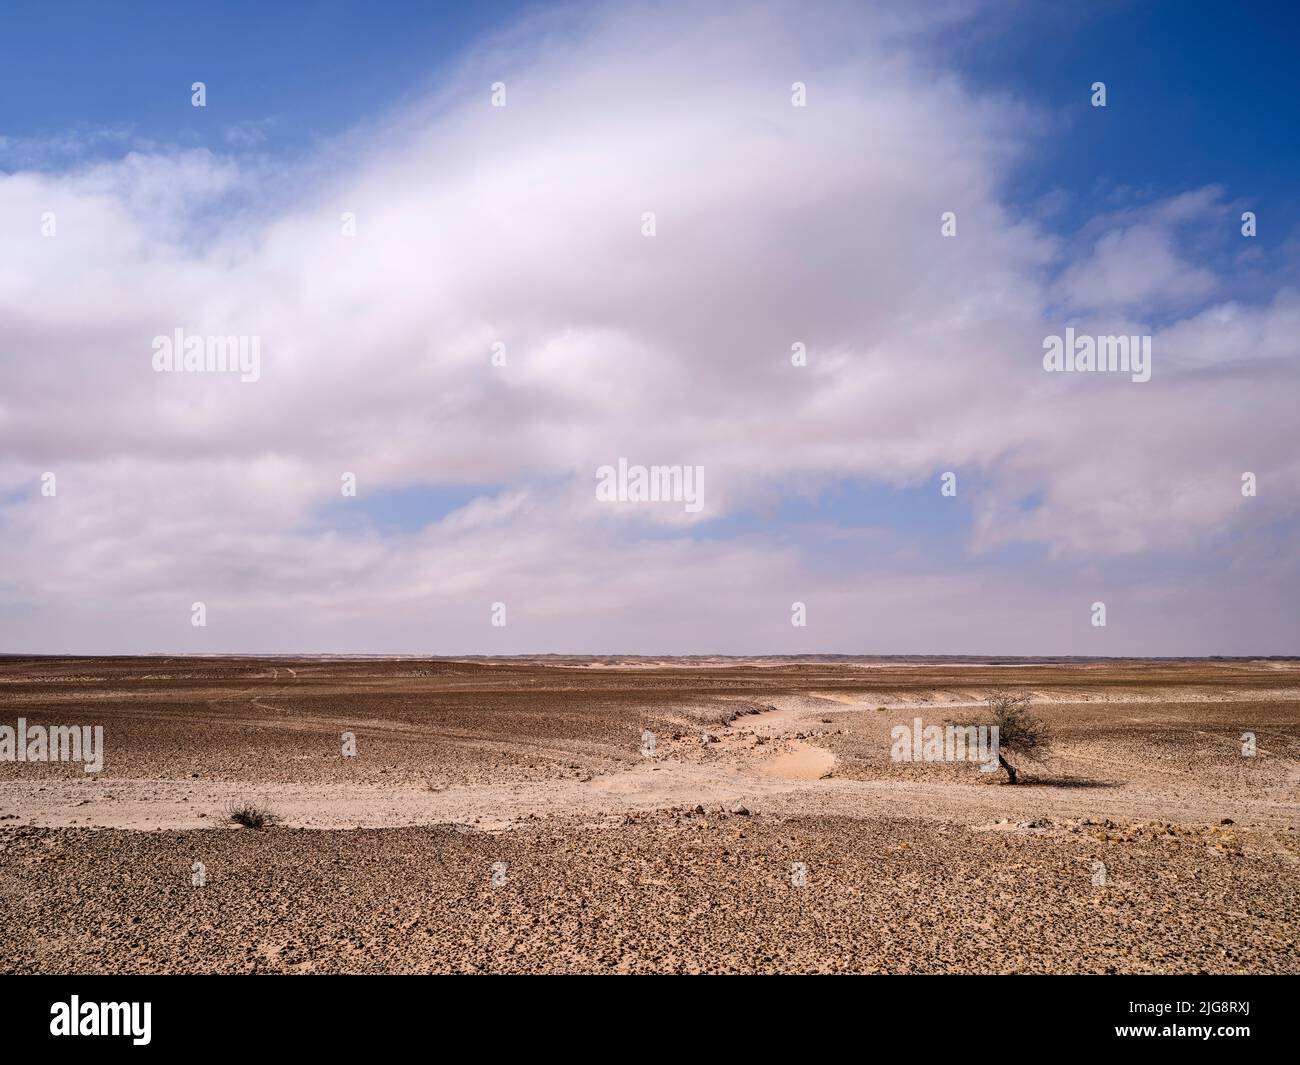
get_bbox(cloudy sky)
[1,0,1297,655]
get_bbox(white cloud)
[1054,188,1225,314]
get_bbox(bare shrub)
[223,800,278,829]
[986,688,1053,784]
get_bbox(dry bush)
[223,800,279,829]
[986,688,1053,784]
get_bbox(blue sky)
[955,2,1300,236]
[0,1,535,157]
[1,1,1297,654]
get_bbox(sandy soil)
[0,656,1296,973]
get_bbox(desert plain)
[0,655,1296,974]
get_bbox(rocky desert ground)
[0,656,1296,973]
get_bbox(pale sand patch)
[760,740,836,780]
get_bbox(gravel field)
[1,656,1297,973]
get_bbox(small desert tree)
[986,688,1052,784]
